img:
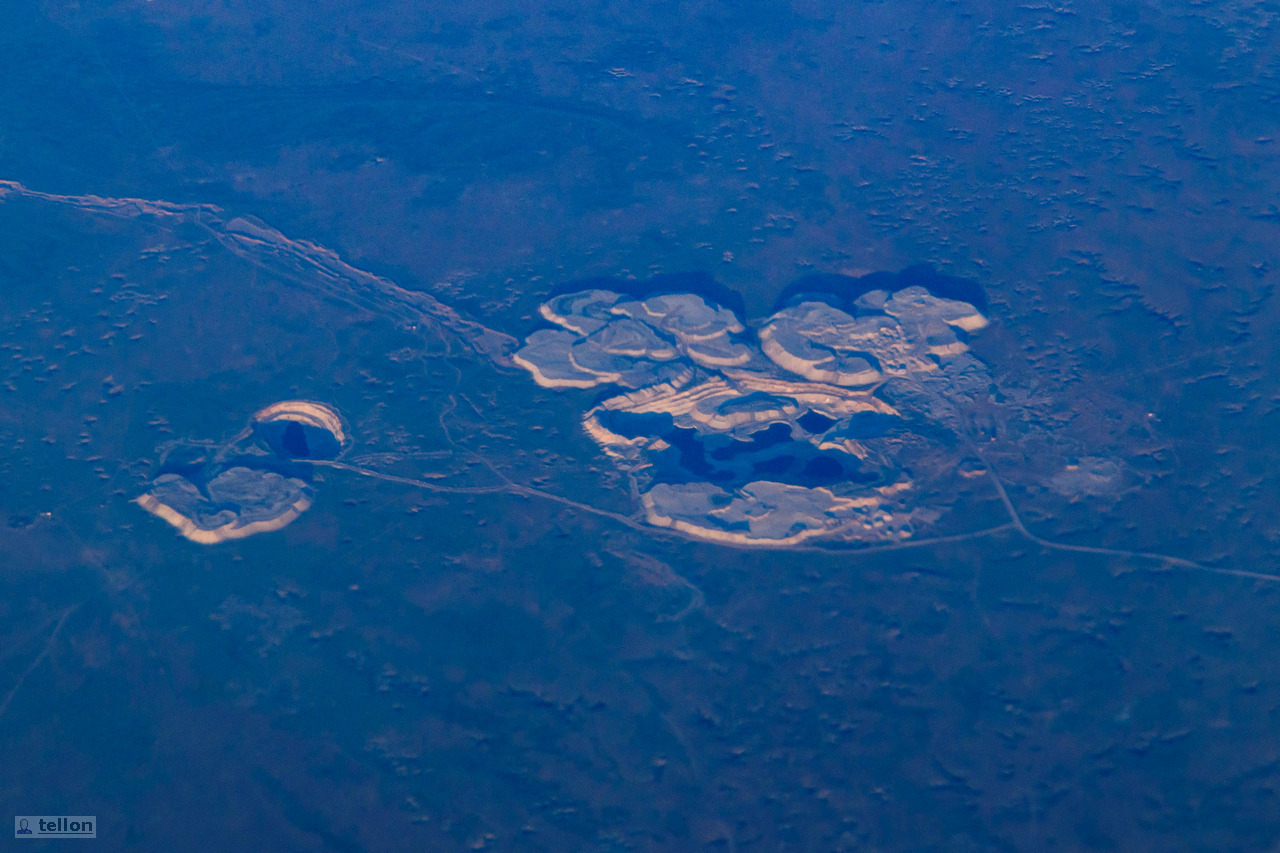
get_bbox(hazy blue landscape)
[4,1,1280,850]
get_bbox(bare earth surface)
[3,2,1280,850]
